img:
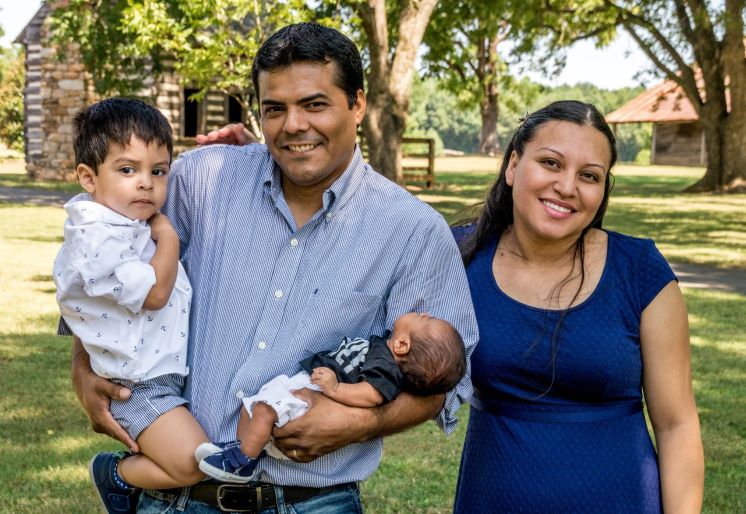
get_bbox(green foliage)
[409,75,651,162]
[50,1,326,108]
[0,48,25,152]
[407,76,480,153]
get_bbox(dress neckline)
[484,230,612,314]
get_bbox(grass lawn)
[0,160,744,512]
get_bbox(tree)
[551,0,745,192]
[423,1,511,156]
[609,0,746,192]
[351,0,439,182]
[51,1,321,137]
[0,47,25,152]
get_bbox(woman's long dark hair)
[460,100,618,397]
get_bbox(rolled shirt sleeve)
[385,214,478,434]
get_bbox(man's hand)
[271,389,373,463]
[195,123,260,146]
[148,213,176,242]
[310,367,338,395]
[71,337,139,452]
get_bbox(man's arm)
[70,336,139,452]
[272,388,444,462]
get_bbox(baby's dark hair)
[399,319,467,396]
[73,97,173,173]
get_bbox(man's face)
[258,61,365,194]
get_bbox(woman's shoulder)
[450,222,476,246]
[605,229,660,258]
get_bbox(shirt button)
[290,238,298,247]
[236,390,245,399]
[258,341,267,350]
[274,290,283,298]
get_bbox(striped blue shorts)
[110,373,188,441]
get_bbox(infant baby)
[196,312,467,482]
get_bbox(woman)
[453,101,703,513]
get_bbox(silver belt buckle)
[216,484,262,513]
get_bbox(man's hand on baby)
[195,123,260,146]
[311,367,338,394]
[273,388,373,463]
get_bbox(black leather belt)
[150,481,355,512]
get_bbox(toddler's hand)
[148,213,176,242]
[311,367,338,394]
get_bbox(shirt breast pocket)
[293,290,383,356]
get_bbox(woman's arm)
[641,281,704,513]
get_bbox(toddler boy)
[54,98,209,513]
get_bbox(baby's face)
[86,136,170,221]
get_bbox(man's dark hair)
[251,23,364,108]
[399,319,467,396]
[73,97,173,173]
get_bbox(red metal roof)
[606,79,699,123]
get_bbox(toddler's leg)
[118,406,208,489]
[236,402,278,458]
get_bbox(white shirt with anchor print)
[53,193,191,381]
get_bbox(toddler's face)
[80,136,170,220]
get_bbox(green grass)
[0,163,744,512]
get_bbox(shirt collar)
[63,193,145,226]
[263,145,367,215]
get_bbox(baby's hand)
[148,213,176,242]
[311,367,338,394]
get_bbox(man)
[71,22,476,513]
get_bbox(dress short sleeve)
[636,238,677,311]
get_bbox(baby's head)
[388,313,467,396]
[73,97,173,220]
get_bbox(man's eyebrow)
[261,93,330,106]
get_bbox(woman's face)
[506,120,611,244]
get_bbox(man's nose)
[283,107,309,133]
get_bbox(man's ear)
[76,164,97,195]
[353,89,366,125]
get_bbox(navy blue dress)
[453,229,675,513]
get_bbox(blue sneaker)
[88,451,141,513]
[198,445,264,483]
[194,440,240,462]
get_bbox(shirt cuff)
[114,260,157,312]
[434,379,473,435]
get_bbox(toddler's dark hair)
[73,97,173,173]
[399,319,467,396]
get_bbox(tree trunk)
[356,0,438,182]
[362,92,405,183]
[478,81,499,156]
[477,30,501,156]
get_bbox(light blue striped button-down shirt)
[164,143,477,487]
